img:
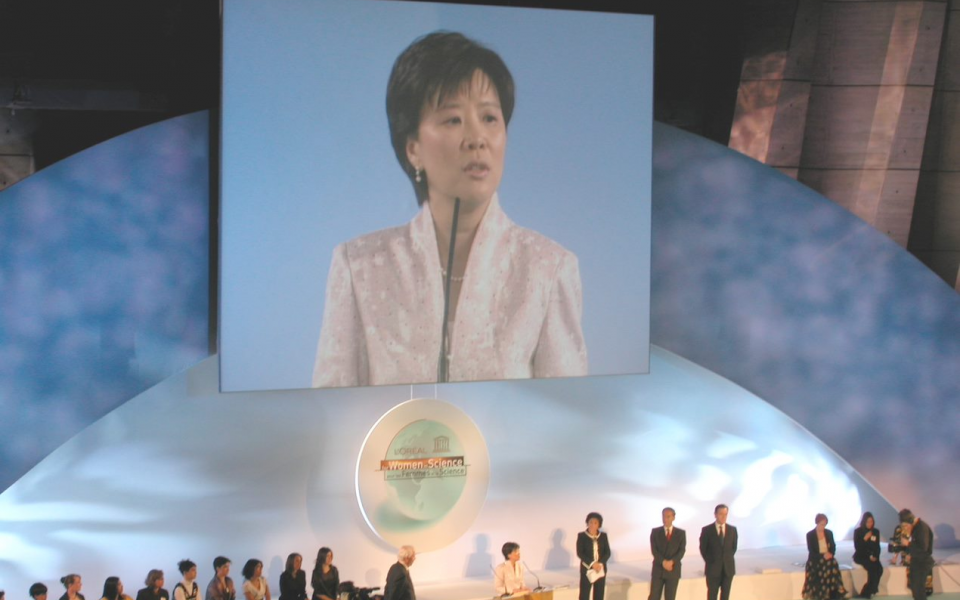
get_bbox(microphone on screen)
[437,197,460,383]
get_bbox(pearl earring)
[415,168,422,183]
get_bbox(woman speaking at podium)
[494,543,532,597]
[313,31,587,388]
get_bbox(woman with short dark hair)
[241,560,270,600]
[30,583,49,600]
[494,541,531,596]
[577,512,611,600]
[173,560,201,600]
[314,30,587,388]
[206,557,235,600]
[802,514,847,600]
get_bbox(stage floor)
[413,542,960,600]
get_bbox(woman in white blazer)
[313,31,587,388]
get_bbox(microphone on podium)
[522,561,543,591]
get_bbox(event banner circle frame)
[355,398,490,552]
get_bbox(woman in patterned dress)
[802,513,847,600]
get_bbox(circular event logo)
[356,398,490,552]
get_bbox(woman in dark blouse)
[310,548,339,600]
[136,571,169,600]
[853,511,883,599]
[279,554,307,600]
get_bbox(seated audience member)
[136,571,168,600]
[310,548,339,600]
[59,575,85,600]
[100,578,132,600]
[802,514,847,600]
[207,557,236,600]
[279,554,307,600]
[494,542,531,596]
[173,560,201,600]
[241,560,270,600]
[30,583,49,600]
[853,511,883,599]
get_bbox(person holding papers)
[494,543,531,597]
[576,512,611,600]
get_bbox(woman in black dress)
[853,511,883,598]
[802,513,847,600]
[310,548,339,600]
[576,512,611,600]
[279,554,307,600]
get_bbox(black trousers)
[908,561,933,600]
[856,559,883,595]
[648,572,679,600]
[579,567,605,600]
[705,568,733,600]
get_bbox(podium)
[501,588,553,600]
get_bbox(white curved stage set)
[6,347,955,600]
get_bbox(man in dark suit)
[899,509,934,600]
[699,503,737,600]
[650,506,686,600]
[383,545,416,600]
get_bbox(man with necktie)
[699,504,737,600]
[650,507,686,600]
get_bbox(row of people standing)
[642,504,738,600]
[492,506,737,600]
[567,504,932,600]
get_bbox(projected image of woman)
[313,31,588,388]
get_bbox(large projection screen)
[220,0,653,392]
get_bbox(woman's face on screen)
[407,70,506,208]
